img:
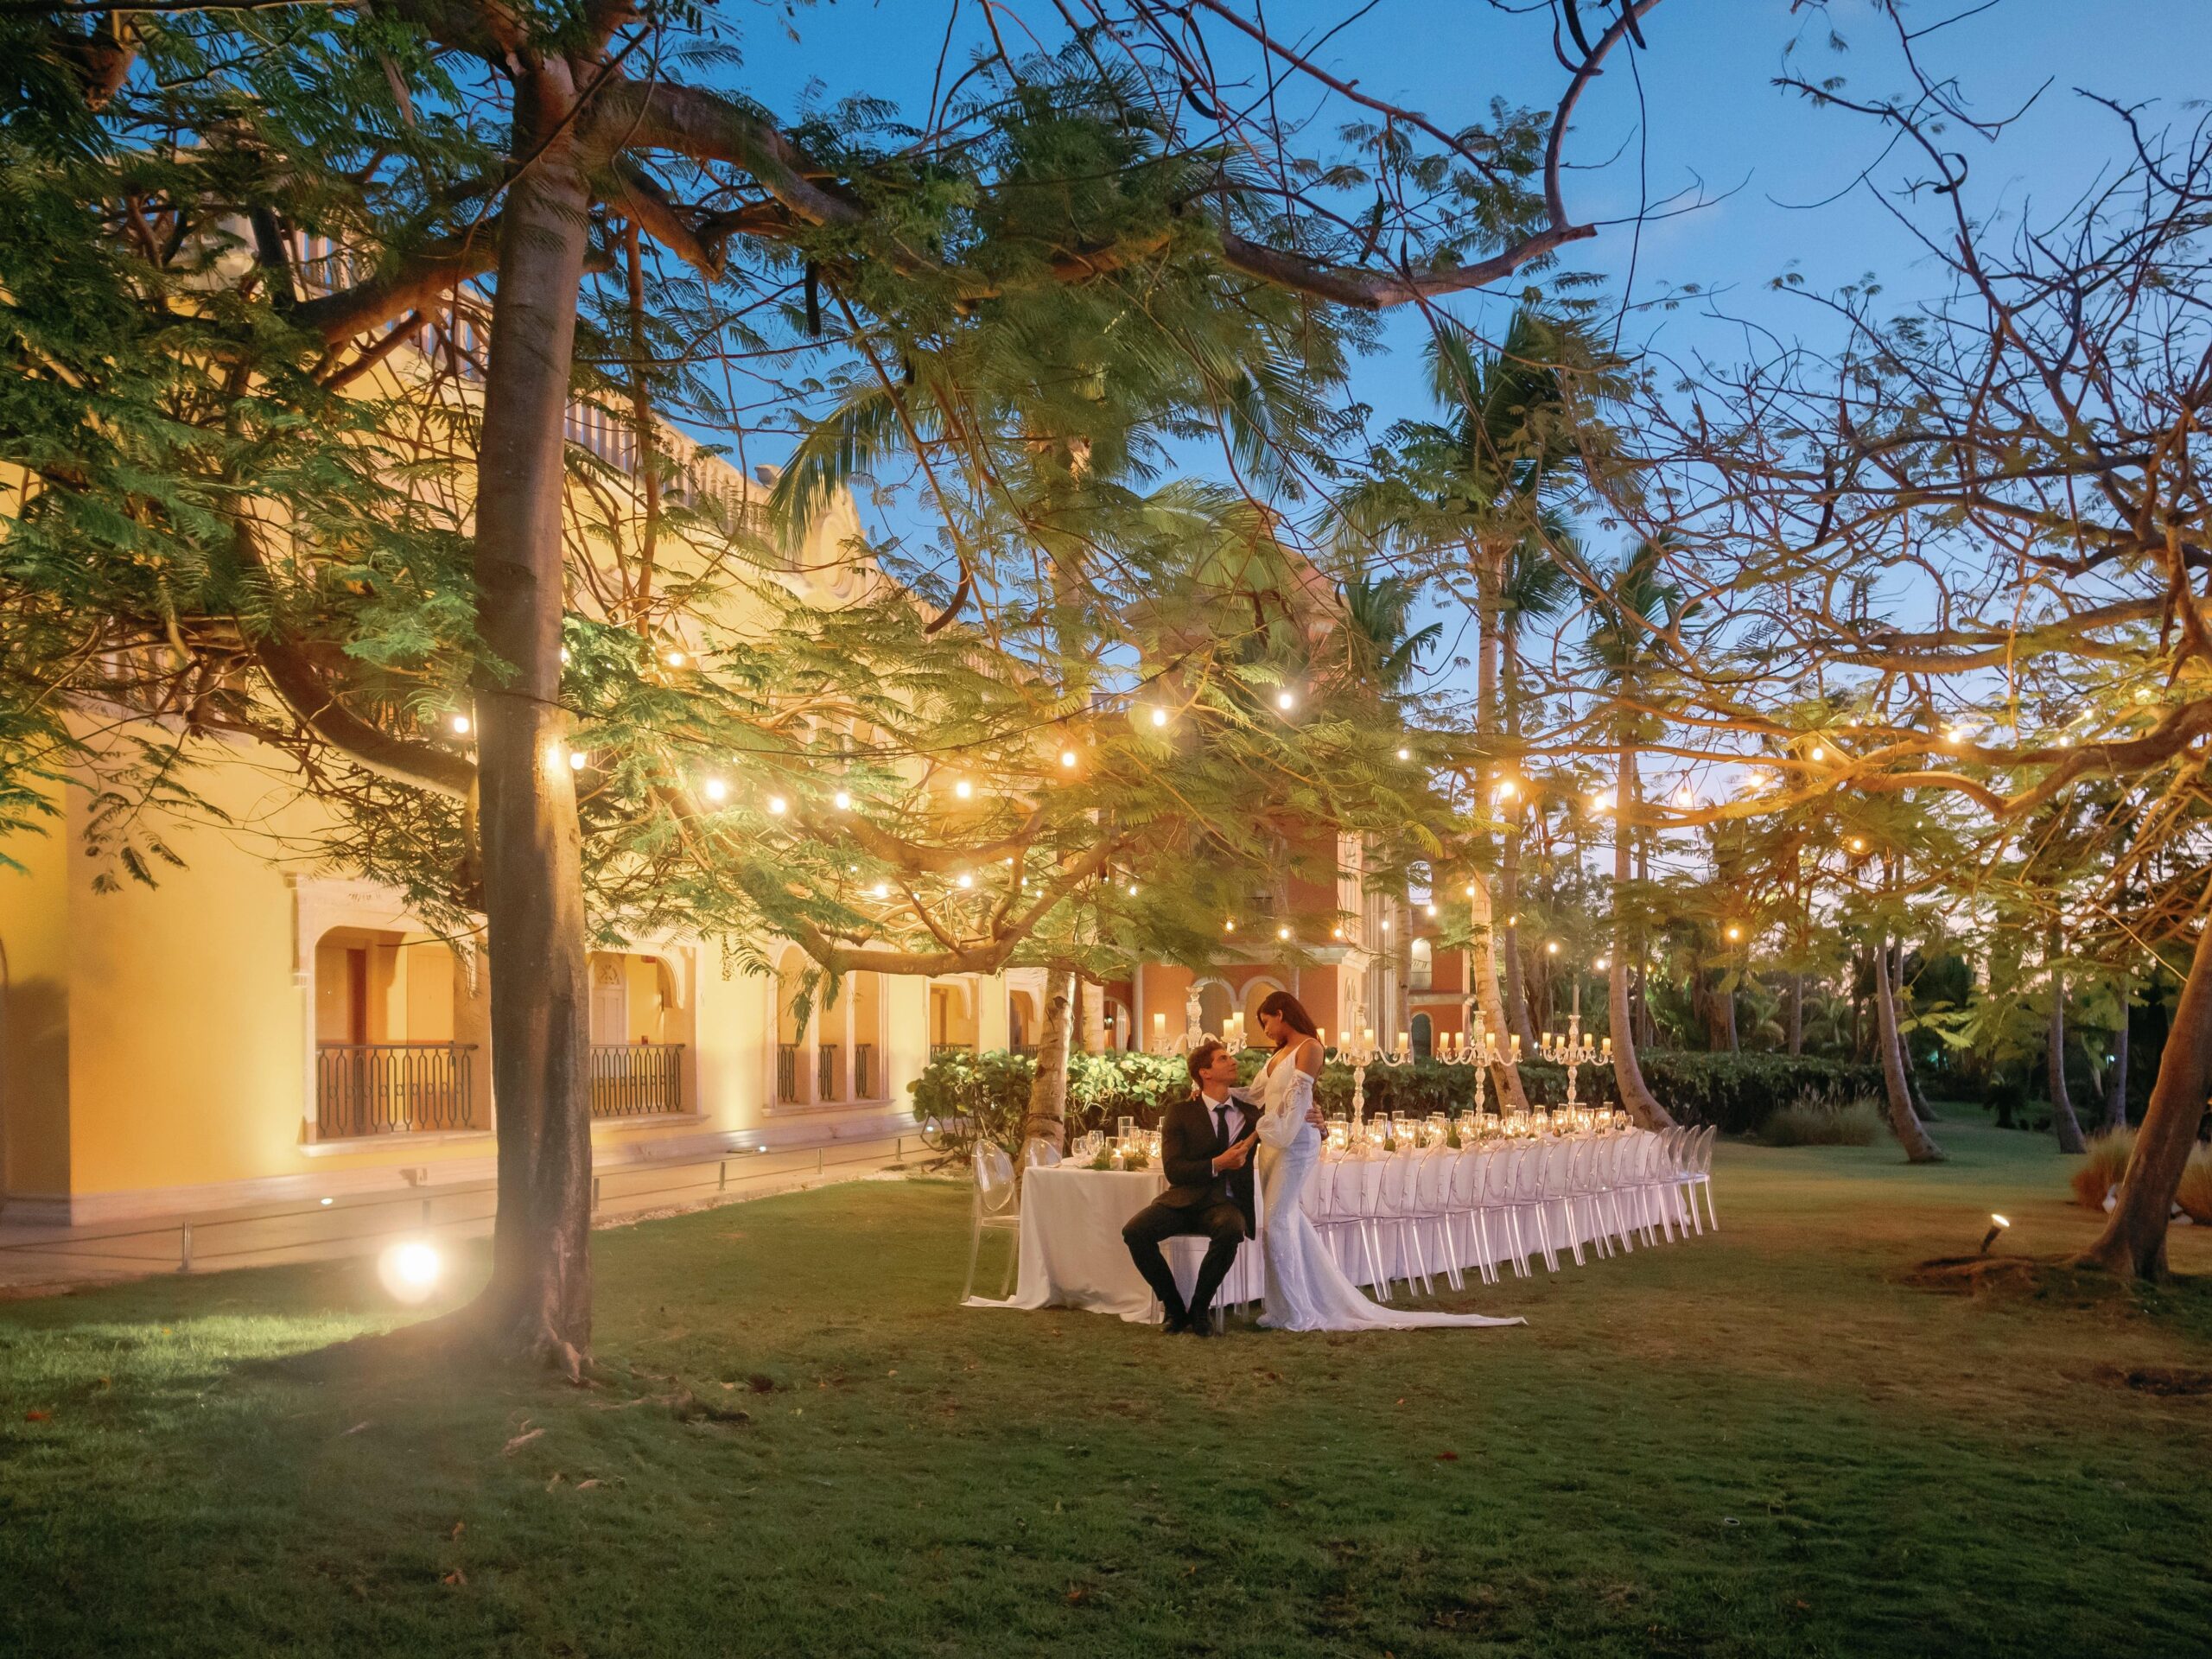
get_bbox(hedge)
[906,1046,1883,1160]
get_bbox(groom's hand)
[1306,1103,1325,1131]
[1212,1137,1254,1173]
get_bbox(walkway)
[0,1132,931,1293]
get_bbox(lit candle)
[1511,1033,1522,1057]
[1317,1027,1328,1049]
[1153,1011,1166,1048]
[1363,1026,1375,1048]
[1397,1031,1409,1056]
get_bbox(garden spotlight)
[376,1239,443,1305]
[1980,1213,2011,1255]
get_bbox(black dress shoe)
[1160,1310,1190,1335]
[1183,1313,1216,1337]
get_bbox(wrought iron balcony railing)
[315,1043,479,1140]
[589,1043,684,1118]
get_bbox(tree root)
[256,1298,589,1385]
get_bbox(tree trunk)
[470,69,596,1376]
[2076,923,2212,1279]
[2047,930,2088,1154]
[1872,942,1944,1163]
[1894,942,1935,1121]
[1499,628,1538,1049]
[1021,967,1076,1156]
[1632,836,1657,1049]
[1787,969,1803,1056]
[1713,967,1738,1052]
[2105,986,2131,1129]
[1467,872,1532,1111]
[1609,741,1673,1129]
[1500,833,1538,1049]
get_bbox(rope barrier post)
[421,1196,432,1232]
[178,1222,193,1274]
[592,1176,601,1213]
[817,1147,824,1175]
[718,1159,727,1192]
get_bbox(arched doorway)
[1410,1012,1434,1061]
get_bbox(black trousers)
[1122,1198,1247,1324]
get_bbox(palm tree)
[1498,524,1576,1046]
[1582,538,1684,1130]
[1332,307,1604,1108]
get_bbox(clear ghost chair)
[961,1141,1021,1303]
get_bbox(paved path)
[0,1134,930,1294]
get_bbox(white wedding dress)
[1236,1049,1524,1333]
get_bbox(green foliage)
[1633,1052,1886,1136]
[906,1048,1191,1165]
[1758,1096,1885,1147]
[910,1045,1882,1151]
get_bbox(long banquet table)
[969,1163,1263,1324]
[970,1135,1666,1322]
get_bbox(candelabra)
[1535,980,1609,1109]
[1436,1004,1516,1116]
[1332,1026,1412,1141]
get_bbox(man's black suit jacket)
[1154,1090,1258,1236]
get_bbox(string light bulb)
[1150,707,1169,728]
[955,872,973,889]
[1059,749,1078,769]
[702,777,728,804]
[568,749,588,772]
[1275,690,1296,711]
[1726,925,1742,942]
[1396,747,1411,761]
[664,650,685,668]
[448,714,471,736]
[1277,925,1291,941]
[1545,940,1560,956]
[1848,836,1866,853]
[1424,903,1438,918]
[953,779,973,800]
[766,795,788,817]
[833,790,852,810]
[871,882,890,899]
[1224,918,1236,933]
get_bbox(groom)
[1120,1039,1256,1336]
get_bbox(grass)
[3,1120,2209,1658]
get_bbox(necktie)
[1214,1102,1232,1149]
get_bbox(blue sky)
[726,0,2212,728]
[736,0,2212,429]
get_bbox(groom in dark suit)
[1121,1039,1259,1336]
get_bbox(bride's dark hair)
[1255,989,1319,1044]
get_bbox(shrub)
[2176,1147,2212,1226]
[2069,1128,2135,1211]
[907,1048,1195,1166]
[908,1044,1885,1156]
[1758,1096,1884,1147]
[1634,1052,1887,1136]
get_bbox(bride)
[1236,990,1523,1332]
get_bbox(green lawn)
[3,1118,2209,1657]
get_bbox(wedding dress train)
[1239,1053,1523,1333]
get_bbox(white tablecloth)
[978,1164,1263,1324]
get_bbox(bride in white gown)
[1236,992,1524,1333]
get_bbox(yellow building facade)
[0,336,1033,1221]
